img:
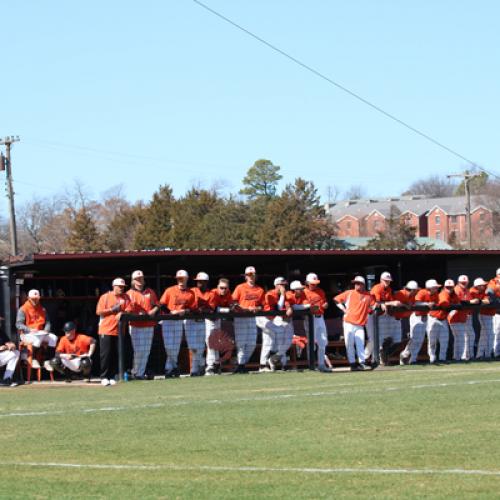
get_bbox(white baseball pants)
[0,349,20,379]
[401,314,427,363]
[129,326,154,377]
[427,316,449,362]
[449,323,466,361]
[205,319,220,368]
[476,315,494,359]
[234,317,257,364]
[21,331,58,348]
[463,316,475,360]
[184,319,206,373]
[494,314,500,357]
[304,316,328,368]
[343,321,366,365]
[161,320,184,371]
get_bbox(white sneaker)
[44,360,54,372]
[109,379,116,386]
[101,378,110,386]
[31,359,41,370]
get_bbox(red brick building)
[327,196,494,246]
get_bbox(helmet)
[63,321,76,333]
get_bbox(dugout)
[2,249,499,375]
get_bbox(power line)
[192,0,500,181]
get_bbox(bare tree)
[342,184,366,200]
[325,185,341,204]
[402,175,457,198]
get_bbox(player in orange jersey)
[486,268,500,358]
[455,275,475,360]
[427,279,453,364]
[469,277,496,360]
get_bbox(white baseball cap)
[290,280,304,291]
[195,272,209,281]
[405,280,418,290]
[28,289,40,298]
[381,271,393,281]
[131,270,144,280]
[474,277,487,287]
[112,278,126,287]
[425,279,441,289]
[306,272,320,284]
[352,276,366,285]
[245,266,256,275]
[496,268,500,276]
[274,277,288,286]
[175,269,189,279]
[444,279,455,287]
[458,275,469,283]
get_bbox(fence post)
[372,310,380,367]
[307,313,315,370]
[118,316,127,382]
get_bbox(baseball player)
[334,276,375,371]
[49,321,96,382]
[447,280,469,362]
[159,270,197,378]
[127,270,159,380]
[364,272,402,365]
[96,278,133,386]
[303,272,330,372]
[487,269,500,359]
[0,328,20,387]
[232,266,265,373]
[396,281,419,365]
[258,277,293,372]
[16,289,58,373]
[469,278,495,360]
[205,278,234,375]
[188,272,212,376]
[455,275,475,360]
[427,279,452,364]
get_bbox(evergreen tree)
[67,208,102,251]
[239,159,282,199]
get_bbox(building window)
[450,215,457,224]
[346,221,351,230]
[374,220,381,230]
[435,230,441,240]
[435,215,441,225]
[479,212,485,222]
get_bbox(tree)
[104,202,145,251]
[239,159,282,199]
[342,184,366,200]
[454,171,489,196]
[133,185,175,249]
[67,208,102,251]
[365,205,429,250]
[402,175,456,198]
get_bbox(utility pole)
[0,136,20,256]
[447,171,481,250]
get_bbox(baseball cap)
[274,277,288,286]
[444,279,455,287]
[28,289,40,299]
[458,275,469,283]
[381,271,393,281]
[496,268,500,276]
[245,266,256,275]
[175,269,189,279]
[405,280,418,290]
[112,278,126,287]
[131,270,144,280]
[195,272,209,281]
[63,321,76,333]
[290,280,304,291]
[306,272,320,284]
[425,279,441,289]
[474,277,487,287]
[352,276,366,285]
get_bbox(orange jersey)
[370,283,394,302]
[160,286,197,313]
[127,287,159,327]
[96,292,133,336]
[56,333,93,356]
[334,289,374,326]
[392,289,416,319]
[20,301,47,330]
[487,278,500,298]
[454,285,472,315]
[192,287,213,311]
[304,287,327,315]
[208,289,234,310]
[447,292,467,323]
[414,289,439,317]
[263,290,286,312]
[469,287,496,316]
[430,290,452,320]
[232,283,265,309]
[285,290,307,308]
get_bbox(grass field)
[1,363,500,499]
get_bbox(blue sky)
[2,0,499,213]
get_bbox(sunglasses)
[218,286,228,290]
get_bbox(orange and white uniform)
[447,291,468,361]
[487,276,500,357]
[454,284,475,360]
[427,289,452,363]
[335,289,374,365]
[160,286,197,373]
[232,282,265,366]
[470,286,495,359]
[16,300,58,348]
[303,286,329,369]
[56,333,94,372]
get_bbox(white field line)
[1,378,499,419]
[5,461,500,477]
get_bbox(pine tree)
[239,159,282,199]
[67,208,102,251]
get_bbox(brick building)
[327,195,493,245]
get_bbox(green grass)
[1,363,500,498]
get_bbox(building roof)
[337,237,453,250]
[326,195,489,221]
